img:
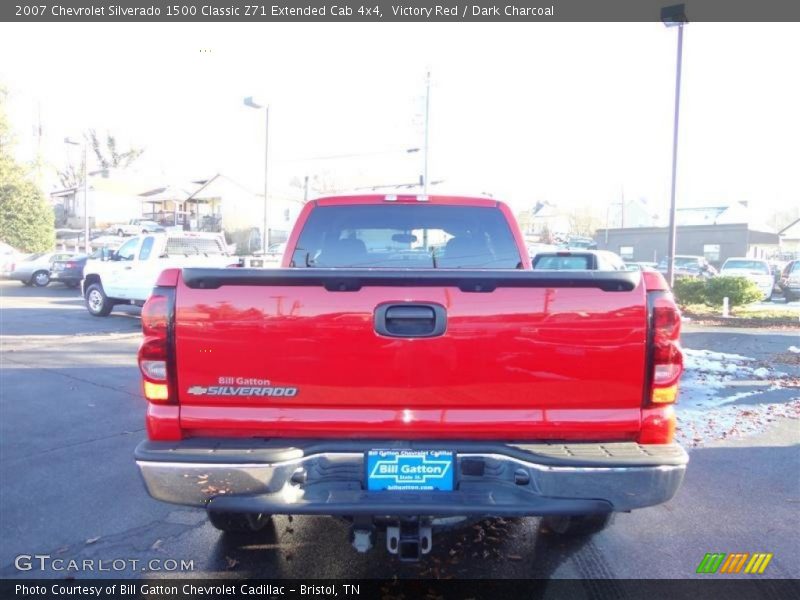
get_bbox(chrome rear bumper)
[136,440,687,515]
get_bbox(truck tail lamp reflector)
[138,289,176,404]
[650,298,683,404]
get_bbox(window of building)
[619,245,634,260]
[703,244,721,262]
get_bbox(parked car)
[656,255,717,279]
[778,259,800,301]
[134,194,687,561]
[718,258,775,301]
[49,254,89,288]
[559,236,598,250]
[112,219,165,237]
[624,261,659,272]
[532,249,627,271]
[82,232,234,316]
[8,252,76,287]
[0,241,25,278]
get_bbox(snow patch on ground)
[676,348,800,448]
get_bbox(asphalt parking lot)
[1,280,798,581]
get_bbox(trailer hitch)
[386,519,433,562]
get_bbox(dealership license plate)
[366,450,454,491]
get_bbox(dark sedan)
[49,254,88,288]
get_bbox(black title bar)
[4,0,800,22]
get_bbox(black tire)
[66,281,81,289]
[21,279,33,286]
[117,229,124,237]
[541,513,614,537]
[208,511,271,533]
[85,282,114,317]
[32,270,50,287]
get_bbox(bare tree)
[565,205,604,237]
[57,129,144,188]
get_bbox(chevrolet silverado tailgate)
[173,269,647,440]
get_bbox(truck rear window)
[165,237,225,256]
[290,205,522,269]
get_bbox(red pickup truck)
[135,194,687,560]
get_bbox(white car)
[719,258,774,301]
[112,219,165,237]
[82,232,234,316]
[8,251,76,287]
[0,241,25,278]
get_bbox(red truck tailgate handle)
[375,303,447,338]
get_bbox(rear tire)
[541,513,614,537]
[32,270,50,287]
[208,511,271,533]
[66,281,80,289]
[117,229,124,237]
[85,283,114,317]
[21,279,33,286]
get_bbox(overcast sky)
[1,22,798,216]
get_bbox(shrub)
[0,160,55,253]
[672,277,707,306]
[704,276,764,307]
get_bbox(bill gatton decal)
[187,376,298,397]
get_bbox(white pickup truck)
[112,219,165,237]
[82,232,234,316]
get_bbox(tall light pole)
[662,4,688,287]
[422,70,431,194]
[244,96,270,253]
[64,137,89,253]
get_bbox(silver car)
[719,258,775,301]
[9,252,75,287]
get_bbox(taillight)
[138,289,175,404]
[649,294,683,406]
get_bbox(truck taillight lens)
[138,290,174,404]
[650,296,683,405]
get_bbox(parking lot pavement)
[1,280,798,581]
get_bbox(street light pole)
[82,142,89,253]
[662,4,688,287]
[423,70,430,195]
[244,97,270,253]
[65,137,90,253]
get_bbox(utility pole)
[263,105,270,252]
[303,175,309,203]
